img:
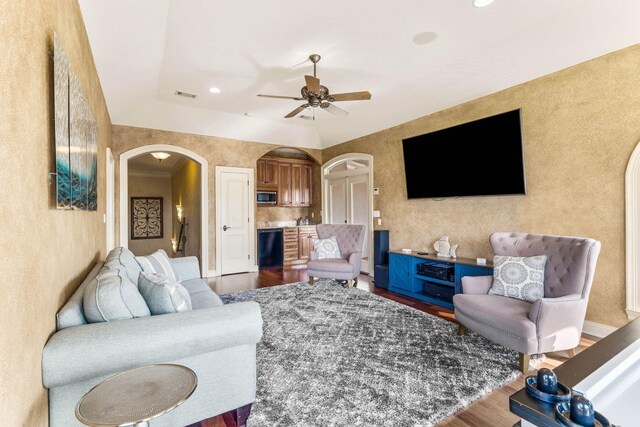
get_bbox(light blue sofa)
[42,248,263,427]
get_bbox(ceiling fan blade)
[331,91,372,102]
[284,104,309,119]
[258,94,304,100]
[323,103,349,117]
[305,75,320,93]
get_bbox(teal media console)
[388,250,493,309]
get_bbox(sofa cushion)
[453,293,536,339]
[138,272,192,315]
[489,255,547,303]
[135,249,180,281]
[180,278,223,309]
[56,262,104,330]
[311,236,342,259]
[104,246,143,284]
[307,258,353,273]
[83,267,151,323]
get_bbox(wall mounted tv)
[402,109,526,199]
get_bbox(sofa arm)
[310,250,319,261]
[528,294,586,350]
[170,256,201,281]
[42,301,263,389]
[461,275,493,294]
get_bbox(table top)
[388,249,494,268]
[76,364,197,427]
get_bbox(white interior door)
[328,177,347,225]
[105,148,115,252]
[348,174,370,273]
[217,168,252,275]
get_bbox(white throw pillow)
[135,249,180,281]
[138,272,192,315]
[312,236,342,259]
[488,255,547,303]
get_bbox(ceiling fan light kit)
[257,54,372,119]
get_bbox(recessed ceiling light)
[412,31,437,45]
[209,87,221,94]
[473,0,494,7]
[244,112,254,117]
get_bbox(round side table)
[76,364,197,427]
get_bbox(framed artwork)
[54,33,98,211]
[131,197,163,239]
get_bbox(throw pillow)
[83,267,151,323]
[104,246,143,284]
[138,272,192,315]
[488,255,547,303]
[311,236,342,259]
[135,249,180,282]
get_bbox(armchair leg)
[347,279,354,287]
[519,353,531,373]
[566,347,578,357]
[232,403,252,427]
[457,324,466,336]
[309,276,314,285]
[354,276,358,284]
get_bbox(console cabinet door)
[278,163,292,206]
[389,253,412,291]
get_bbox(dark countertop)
[509,316,640,426]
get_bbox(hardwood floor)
[193,269,598,427]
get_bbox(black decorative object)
[131,197,163,239]
[525,375,571,404]
[555,399,611,427]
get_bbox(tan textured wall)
[0,1,111,425]
[128,174,173,256]
[112,126,322,273]
[323,44,640,328]
[171,160,201,261]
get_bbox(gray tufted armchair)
[307,224,366,287]
[453,232,601,373]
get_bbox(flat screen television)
[402,109,526,199]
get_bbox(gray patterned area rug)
[221,280,523,427]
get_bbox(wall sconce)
[176,205,183,223]
[171,236,178,255]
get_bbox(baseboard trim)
[626,309,640,320]
[582,320,618,338]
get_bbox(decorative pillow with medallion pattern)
[488,255,547,303]
[311,236,342,259]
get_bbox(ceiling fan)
[257,54,372,119]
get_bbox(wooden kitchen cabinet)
[257,156,314,207]
[298,226,318,261]
[278,162,292,206]
[257,159,278,189]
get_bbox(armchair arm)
[528,294,587,350]
[170,256,201,281]
[348,252,362,275]
[42,301,263,389]
[461,275,493,294]
[310,250,319,261]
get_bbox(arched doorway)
[322,153,374,274]
[625,140,640,320]
[119,144,209,276]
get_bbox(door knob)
[223,225,228,231]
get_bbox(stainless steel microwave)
[257,190,277,205]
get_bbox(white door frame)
[215,166,256,277]
[106,147,115,253]
[119,145,209,276]
[321,153,374,275]
[625,139,640,320]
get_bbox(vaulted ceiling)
[79,0,640,149]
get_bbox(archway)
[322,153,374,274]
[119,144,209,276]
[625,140,640,320]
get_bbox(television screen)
[402,109,526,199]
